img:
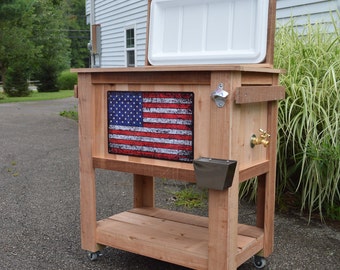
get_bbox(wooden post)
[207,71,240,269]
[133,174,155,208]
[265,0,278,67]
[78,73,102,252]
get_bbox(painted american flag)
[108,91,194,162]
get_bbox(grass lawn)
[0,90,75,104]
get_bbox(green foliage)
[36,63,59,92]
[57,70,78,90]
[60,108,78,121]
[0,92,6,100]
[32,0,71,92]
[3,65,31,97]
[172,185,208,209]
[65,0,90,68]
[0,0,37,96]
[0,90,74,104]
[274,18,340,221]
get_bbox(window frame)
[125,26,136,67]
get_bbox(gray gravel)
[0,97,339,270]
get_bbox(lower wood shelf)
[96,207,264,269]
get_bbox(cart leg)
[208,184,238,269]
[133,174,155,208]
[78,73,102,253]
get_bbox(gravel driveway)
[0,98,339,269]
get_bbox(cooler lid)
[148,0,269,65]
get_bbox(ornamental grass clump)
[274,17,340,221]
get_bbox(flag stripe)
[109,130,192,141]
[109,139,192,151]
[111,148,192,161]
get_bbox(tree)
[0,0,37,96]
[31,0,71,92]
[0,0,88,95]
[66,0,90,68]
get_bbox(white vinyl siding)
[276,0,340,32]
[88,0,148,67]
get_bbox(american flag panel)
[108,91,194,162]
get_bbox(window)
[125,28,135,67]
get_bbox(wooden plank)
[235,86,285,104]
[207,71,239,270]
[92,71,211,85]
[238,224,264,239]
[93,85,107,157]
[93,156,196,182]
[109,212,208,243]
[239,161,270,182]
[236,235,264,267]
[129,207,209,228]
[241,72,274,85]
[236,224,264,266]
[78,73,102,252]
[96,208,264,269]
[96,216,208,270]
[262,99,279,257]
[237,102,268,166]
[71,65,284,74]
[265,0,278,67]
[133,175,154,208]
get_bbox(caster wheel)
[253,255,266,269]
[87,251,102,261]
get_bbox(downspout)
[90,0,95,67]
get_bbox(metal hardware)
[211,83,229,108]
[250,129,271,148]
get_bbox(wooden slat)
[236,224,264,266]
[129,207,209,228]
[97,213,208,269]
[93,156,196,182]
[241,72,274,85]
[92,71,211,85]
[238,224,264,239]
[235,86,285,104]
[95,208,264,269]
[239,161,270,182]
[109,212,208,243]
[71,65,283,74]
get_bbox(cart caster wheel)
[253,255,266,269]
[87,251,102,261]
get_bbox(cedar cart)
[73,0,285,269]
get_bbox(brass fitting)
[250,129,271,148]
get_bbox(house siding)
[86,0,148,67]
[276,0,340,32]
[86,0,339,68]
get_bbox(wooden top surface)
[72,64,284,74]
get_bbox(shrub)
[274,18,340,221]
[34,63,59,92]
[3,65,31,97]
[0,92,6,100]
[57,70,77,90]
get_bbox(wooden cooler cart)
[73,0,285,269]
